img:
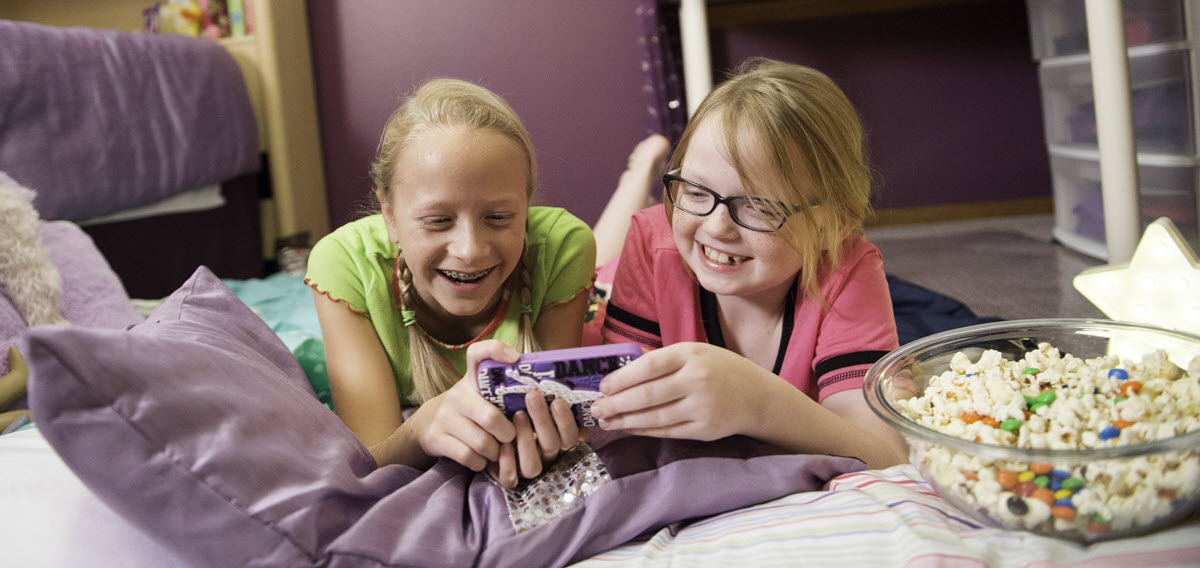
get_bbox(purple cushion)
[1,219,143,378]
[25,266,864,566]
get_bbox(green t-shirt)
[305,207,596,405]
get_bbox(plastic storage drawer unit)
[1048,148,1200,259]
[1026,0,1185,60]
[1038,43,1196,155]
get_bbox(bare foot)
[617,134,671,208]
[594,134,672,268]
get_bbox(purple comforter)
[0,21,258,221]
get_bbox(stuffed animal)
[0,172,68,430]
[0,172,68,328]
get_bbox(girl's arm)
[751,375,906,470]
[819,389,908,465]
[314,291,518,475]
[312,289,405,449]
[532,292,589,350]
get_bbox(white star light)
[1074,217,1200,336]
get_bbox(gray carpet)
[869,218,1108,321]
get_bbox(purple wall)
[710,1,1050,210]
[306,1,1050,229]
[306,0,649,228]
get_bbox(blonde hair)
[665,57,874,306]
[371,78,541,403]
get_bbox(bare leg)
[593,134,671,268]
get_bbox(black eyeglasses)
[663,170,807,232]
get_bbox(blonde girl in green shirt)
[306,79,597,488]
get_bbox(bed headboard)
[0,0,330,259]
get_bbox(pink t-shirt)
[601,205,898,402]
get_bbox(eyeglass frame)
[662,169,814,232]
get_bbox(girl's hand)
[405,340,586,489]
[522,387,587,460]
[404,341,518,479]
[487,360,590,486]
[589,342,773,441]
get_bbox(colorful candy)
[1031,488,1055,506]
[996,469,1018,489]
[1118,381,1142,397]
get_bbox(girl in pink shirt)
[593,58,906,469]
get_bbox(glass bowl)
[864,319,1200,542]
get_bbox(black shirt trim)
[814,350,890,378]
[605,302,662,337]
[699,279,797,375]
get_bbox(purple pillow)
[26,266,864,567]
[1,219,142,378]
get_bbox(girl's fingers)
[465,340,519,373]
[513,412,543,479]
[599,347,686,396]
[436,435,488,472]
[524,391,562,455]
[494,442,518,489]
[441,412,504,463]
[548,398,580,451]
[468,400,516,444]
[596,398,687,433]
[592,373,686,421]
[450,376,516,443]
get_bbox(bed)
[2,14,1200,568]
[3,267,1198,567]
[0,20,266,300]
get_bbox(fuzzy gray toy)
[0,172,67,328]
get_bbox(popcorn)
[896,343,1200,540]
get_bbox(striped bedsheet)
[576,465,1200,567]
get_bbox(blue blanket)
[887,275,1000,345]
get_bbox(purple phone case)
[477,343,641,427]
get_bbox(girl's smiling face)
[380,125,529,333]
[671,116,805,304]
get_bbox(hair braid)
[395,253,459,404]
[513,249,541,355]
